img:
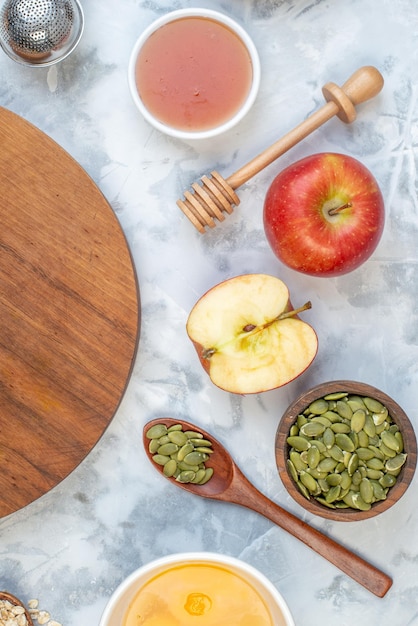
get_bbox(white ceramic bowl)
[99,552,295,626]
[128,8,260,140]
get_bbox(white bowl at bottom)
[99,552,295,626]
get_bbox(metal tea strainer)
[0,0,84,66]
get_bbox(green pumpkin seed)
[340,471,352,490]
[316,497,337,508]
[379,442,397,459]
[307,445,321,469]
[317,457,338,473]
[364,397,385,413]
[368,444,384,460]
[163,459,178,477]
[335,433,355,452]
[300,470,319,494]
[152,454,170,465]
[326,473,342,487]
[322,410,341,423]
[297,480,311,500]
[372,409,389,426]
[176,470,196,483]
[195,447,214,454]
[297,414,308,428]
[300,421,326,437]
[381,430,400,452]
[336,400,353,420]
[325,485,341,503]
[310,440,327,453]
[394,431,404,452]
[351,409,366,433]
[189,438,213,446]
[370,480,386,501]
[157,443,179,456]
[349,431,359,449]
[331,422,351,434]
[352,470,363,486]
[287,459,299,483]
[191,469,207,483]
[357,430,369,448]
[184,430,203,439]
[323,427,335,449]
[308,399,329,414]
[379,473,397,488]
[167,423,183,432]
[347,397,367,412]
[289,450,308,472]
[146,424,168,439]
[347,453,359,476]
[366,468,384,480]
[324,392,348,401]
[318,478,330,492]
[168,430,189,446]
[363,415,376,438]
[177,442,194,461]
[357,447,375,461]
[184,451,208,465]
[148,439,161,454]
[287,436,310,451]
[352,492,372,511]
[312,416,333,428]
[300,450,310,464]
[307,468,327,480]
[328,444,345,462]
[385,453,407,472]
[177,461,199,472]
[360,478,373,503]
[367,457,385,471]
[199,468,214,484]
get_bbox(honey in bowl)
[123,562,274,625]
[134,15,254,133]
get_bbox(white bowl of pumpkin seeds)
[275,380,417,521]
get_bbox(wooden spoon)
[177,65,384,232]
[143,417,392,598]
[0,591,33,625]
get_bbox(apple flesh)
[263,153,385,277]
[186,274,318,394]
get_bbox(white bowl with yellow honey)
[99,552,295,626]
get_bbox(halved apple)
[186,274,318,394]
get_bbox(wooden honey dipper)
[177,65,384,233]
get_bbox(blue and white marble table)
[1,1,418,624]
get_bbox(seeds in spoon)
[146,423,214,484]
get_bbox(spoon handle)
[226,466,392,597]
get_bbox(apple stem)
[201,301,312,360]
[328,202,352,216]
[277,301,312,321]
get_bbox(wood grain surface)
[0,107,140,517]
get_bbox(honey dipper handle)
[226,66,384,190]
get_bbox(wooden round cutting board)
[0,107,140,517]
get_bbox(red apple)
[263,153,385,277]
[186,274,318,394]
